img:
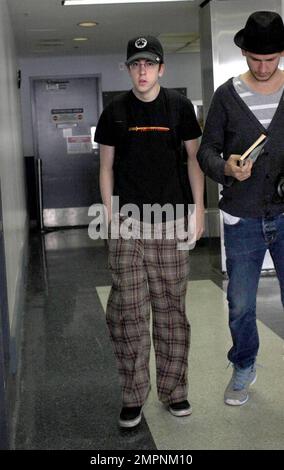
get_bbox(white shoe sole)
[225,395,249,406]
[169,406,192,417]
[119,412,142,428]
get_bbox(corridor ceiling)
[8,0,203,58]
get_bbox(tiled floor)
[13,228,284,450]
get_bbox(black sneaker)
[168,400,192,417]
[119,406,142,428]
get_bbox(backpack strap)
[111,91,130,146]
[163,88,193,204]
[163,87,182,151]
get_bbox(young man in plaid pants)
[95,35,204,428]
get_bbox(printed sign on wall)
[51,108,84,123]
[67,135,92,154]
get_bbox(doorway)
[32,76,102,229]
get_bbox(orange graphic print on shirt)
[128,126,170,132]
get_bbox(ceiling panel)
[8,0,202,57]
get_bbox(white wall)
[0,0,28,326]
[19,52,202,156]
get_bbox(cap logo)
[135,38,147,49]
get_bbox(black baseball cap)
[125,35,164,65]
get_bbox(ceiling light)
[73,37,89,41]
[63,0,191,5]
[78,21,98,27]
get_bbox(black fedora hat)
[234,11,284,54]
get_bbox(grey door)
[0,182,10,449]
[33,77,101,228]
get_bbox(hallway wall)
[0,1,28,333]
[19,52,202,156]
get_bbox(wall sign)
[46,80,69,91]
[51,108,84,123]
[66,135,92,154]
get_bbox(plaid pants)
[106,231,190,407]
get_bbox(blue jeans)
[224,214,284,368]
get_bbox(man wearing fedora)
[198,11,284,406]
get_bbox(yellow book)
[239,134,267,164]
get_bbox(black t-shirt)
[95,87,201,218]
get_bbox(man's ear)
[158,63,165,78]
[241,49,247,57]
